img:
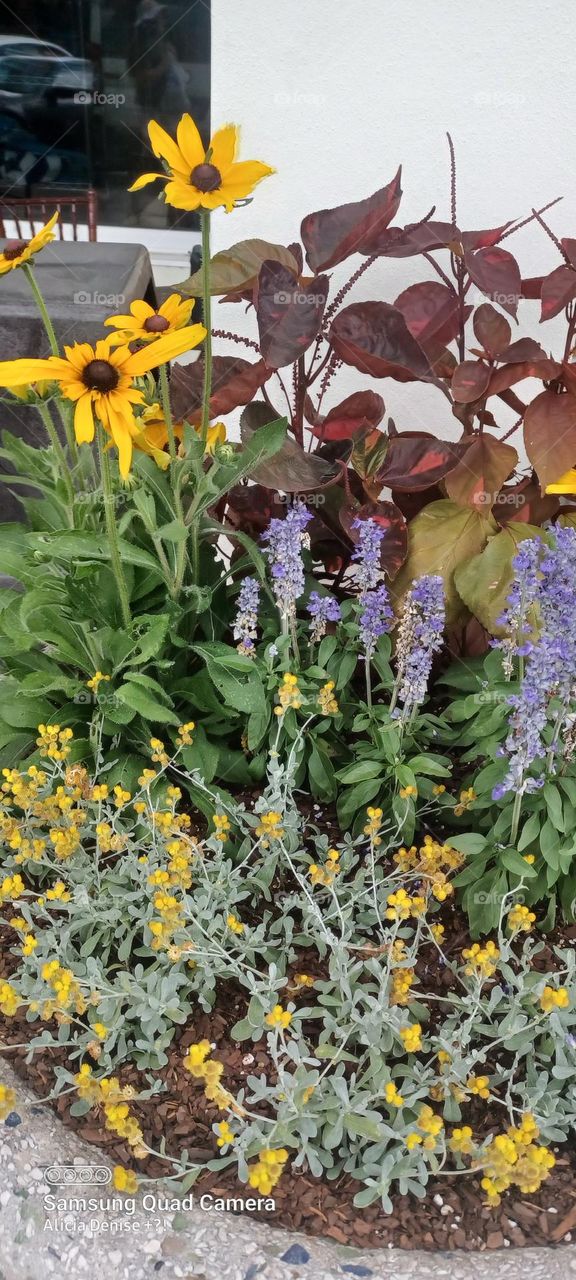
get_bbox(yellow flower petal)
[148,119,189,177]
[74,393,95,444]
[176,114,205,170]
[209,124,239,174]
[545,468,576,493]
[124,324,206,376]
[0,358,56,387]
[127,172,168,192]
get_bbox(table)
[0,241,156,520]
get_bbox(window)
[0,1,211,229]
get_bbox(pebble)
[433,1193,444,1207]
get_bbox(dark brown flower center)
[3,239,28,261]
[190,162,222,193]
[143,313,170,333]
[82,359,119,393]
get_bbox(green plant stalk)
[158,360,189,595]
[22,263,79,463]
[365,654,373,710]
[36,400,75,521]
[510,788,523,847]
[97,427,131,629]
[199,209,212,451]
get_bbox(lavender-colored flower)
[395,574,445,713]
[351,518,385,593]
[493,525,576,798]
[233,576,260,656]
[358,584,393,657]
[495,538,543,677]
[307,591,342,642]
[261,504,312,622]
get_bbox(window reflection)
[0,0,210,227]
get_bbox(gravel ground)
[0,1059,575,1280]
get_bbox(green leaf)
[116,684,181,725]
[192,417,288,516]
[27,530,162,574]
[543,782,565,832]
[448,833,487,855]
[455,523,546,636]
[336,759,382,784]
[501,848,538,878]
[390,500,498,625]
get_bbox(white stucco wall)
[210,0,576,440]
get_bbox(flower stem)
[22,263,59,356]
[199,209,212,451]
[510,788,523,846]
[97,428,131,630]
[158,360,189,594]
[37,401,75,521]
[365,654,373,710]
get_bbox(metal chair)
[0,187,98,241]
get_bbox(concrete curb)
[0,1059,574,1280]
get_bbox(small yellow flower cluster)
[317,681,339,715]
[74,1066,145,1155]
[113,786,131,808]
[309,847,340,887]
[265,1004,292,1031]
[385,888,426,922]
[227,912,244,935]
[454,786,476,817]
[399,1022,423,1052]
[46,879,71,902]
[49,823,81,860]
[462,940,499,981]
[540,985,570,1013]
[0,981,20,1016]
[149,890,184,951]
[86,672,111,693]
[2,765,46,808]
[247,1147,289,1194]
[41,960,87,1016]
[215,1120,234,1148]
[478,1115,554,1205]
[467,1073,490,1099]
[113,1166,138,1193]
[393,835,463,902]
[274,673,302,717]
[212,813,231,842]
[0,873,25,902]
[399,785,417,800]
[0,1084,17,1119]
[406,1104,444,1152]
[176,721,195,748]
[36,724,73,761]
[95,821,126,855]
[363,807,382,846]
[182,1040,239,1113]
[149,737,170,767]
[507,903,537,932]
[255,810,284,847]
[449,1125,475,1155]
[292,973,314,988]
[390,967,415,1006]
[384,1081,404,1107]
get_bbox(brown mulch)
[1,921,576,1254]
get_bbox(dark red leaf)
[370,220,458,257]
[473,304,512,357]
[498,338,547,363]
[392,485,444,520]
[329,301,432,383]
[461,223,515,250]
[286,241,304,274]
[465,246,522,317]
[561,238,576,267]
[524,389,576,490]
[225,483,278,537]
[487,358,561,396]
[394,281,460,346]
[170,356,272,424]
[375,432,465,491]
[492,476,560,526]
[310,391,385,441]
[451,360,491,404]
[521,277,544,300]
[340,499,408,578]
[256,261,329,369]
[444,435,518,510]
[301,170,402,272]
[540,264,576,321]
[240,402,340,491]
